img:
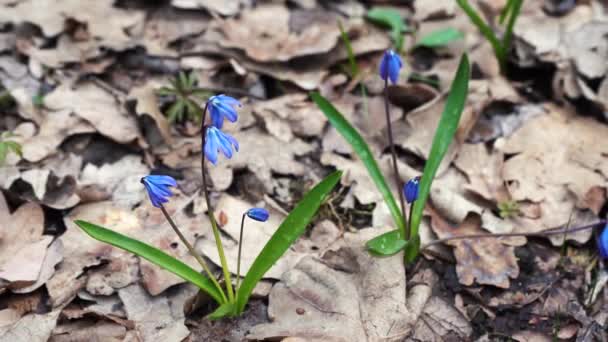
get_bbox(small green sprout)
[0,132,22,165]
[498,200,520,219]
[158,71,212,123]
[366,7,409,53]
[456,0,523,73]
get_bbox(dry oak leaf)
[248,228,433,341]
[429,209,519,288]
[218,4,339,62]
[44,82,139,144]
[0,193,53,290]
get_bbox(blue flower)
[246,208,269,222]
[141,175,177,208]
[207,94,241,128]
[204,126,239,165]
[403,177,420,204]
[379,49,403,84]
[598,223,608,259]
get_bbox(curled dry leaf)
[0,193,53,291]
[248,228,432,341]
[429,208,520,289]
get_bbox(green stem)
[235,213,246,291]
[383,79,408,239]
[200,102,235,304]
[159,205,227,303]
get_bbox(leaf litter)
[0,0,607,340]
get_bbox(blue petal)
[205,129,219,165]
[217,132,234,159]
[379,52,389,81]
[209,106,224,128]
[247,208,269,222]
[141,174,176,207]
[147,175,177,187]
[598,224,608,259]
[403,177,420,203]
[216,94,241,107]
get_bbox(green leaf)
[338,20,359,78]
[74,220,225,305]
[366,229,406,256]
[367,7,406,52]
[456,0,504,69]
[416,28,464,48]
[501,0,523,63]
[0,143,7,165]
[235,171,342,314]
[408,54,470,257]
[311,92,406,233]
[207,302,235,320]
[403,234,420,263]
[4,141,22,157]
[166,100,185,123]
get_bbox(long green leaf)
[501,0,523,62]
[416,28,464,48]
[75,220,225,304]
[456,0,504,68]
[366,7,406,52]
[235,171,342,313]
[406,54,470,260]
[311,93,406,232]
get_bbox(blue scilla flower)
[379,49,403,84]
[141,175,177,208]
[246,208,269,222]
[207,94,241,128]
[204,126,239,165]
[403,176,420,204]
[598,223,608,259]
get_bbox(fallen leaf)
[218,5,339,62]
[118,284,189,342]
[171,0,247,16]
[429,209,520,288]
[248,228,431,341]
[44,82,140,144]
[0,193,53,290]
[0,310,61,342]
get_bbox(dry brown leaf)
[0,310,61,342]
[118,284,190,342]
[128,81,174,145]
[218,4,339,62]
[410,297,472,341]
[429,209,519,288]
[0,193,53,290]
[13,239,63,294]
[171,0,247,16]
[44,82,139,144]
[50,321,127,342]
[248,228,430,341]
[0,0,144,47]
[500,105,607,243]
[454,143,509,202]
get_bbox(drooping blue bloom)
[598,223,608,259]
[379,49,403,84]
[141,175,177,208]
[403,176,420,204]
[246,208,269,222]
[204,126,239,165]
[207,94,241,128]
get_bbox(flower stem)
[199,101,235,303]
[159,204,227,303]
[420,220,606,251]
[383,79,408,239]
[235,213,246,291]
